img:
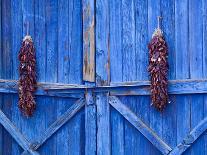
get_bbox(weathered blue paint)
[0,0,207,155]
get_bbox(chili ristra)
[148,17,169,111]
[18,35,37,117]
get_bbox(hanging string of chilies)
[148,16,169,111]
[18,22,37,117]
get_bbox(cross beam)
[0,110,39,155]
[0,98,85,155]
[109,96,207,155]
[109,96,172,155]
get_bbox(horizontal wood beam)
[1,79,207,97]
[21,98,85,154]
[109,96,172,155]
[0,79,84,98]
[170,117,207,155]
[109,79,207,95]
[0,110,39,155]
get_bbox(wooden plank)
[69,0,83,84]
[110,79,207,95]
[1,0,13,154]
[3,79,207,96]
[56,0,70,154]
[21,98,85,155]
[189,0,204,154]
[175,1,191,154]
[109,0,124,154]
[96,0,111,155]
[68,1,84,154]
[0,0,2,153]
[96,0,110,86]
[96,93,111,155]
[83,0,96,153]
[109,96,172,155]
[134,0,151,154]
[170,117,207,155]
[83,0,95,82]
[45,0,59,153]
[21,1,43,154]
[161,0,177,151]
[11,0,23,153]
[202,0,207,153]
[33,1,48,154]
[121,0,138,154]
[85,89,96,155]
[0,79,84,98]
[0,110,39,155]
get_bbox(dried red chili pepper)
[148,17,169,111]
[18,35,37,117]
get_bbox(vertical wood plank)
[148,0,163,154]
[34,1,48,154]
[161,0,177,150]
[96,0,110,86]
[109,0,124,155]
[22,0,35,143]
[0,0,2,153]
[96,93,110,155]
[68,0,85,154]
[96,0,110,155]
[11,0,23,154]
[45,0,58,154]
[134,0,151,154]
[83,0,95,82]
[56,0,70,154]
[85,89,96,155]
[2,0,12,80]
[203,0,207,154]
[83,1,96,154]
[189,0,204,154]
[121,0,139,154]
[175,0,191,154]
[21,1,49,155]
[2,0,12,154]
[69,0,83,84]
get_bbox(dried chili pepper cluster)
[148,27,169,111]
[18,35,37,117]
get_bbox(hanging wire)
[26,21,29,36]
[157,16,162,29]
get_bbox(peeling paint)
[83,5,95,82]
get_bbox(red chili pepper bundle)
[148,17,169,111]
[18,35,37,117]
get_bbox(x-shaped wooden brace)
[0,98,85,155]
[109,96,207,155]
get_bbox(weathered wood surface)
[83,0,97,152]
[2,79,207,96]
[174,0,191,155]
[85,89,96,155]
[0,110,39,155]
[96,93,111,155]
[170,117,207,155]
[109,96,172,155]
[0,0,207,154]
[21,98,85,155]
[83,0,95,82]
[0,0,84,154]
[96,1,111,154]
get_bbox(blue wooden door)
[105,0,207,154]
[0,0,85,154]
[0,0,207,155]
